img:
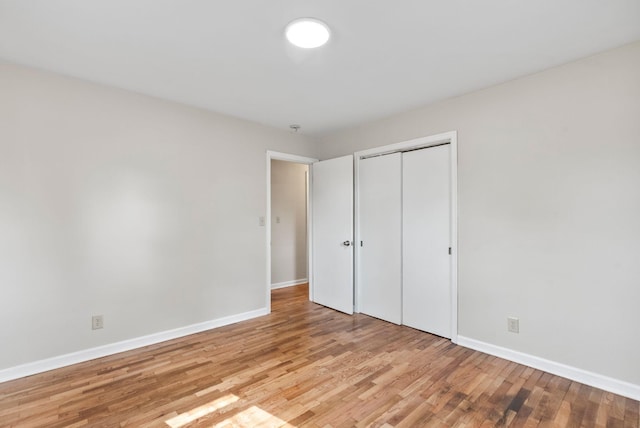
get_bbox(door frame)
[354,131,459,343]
[266,151,318,312]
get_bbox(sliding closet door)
[402,145,451,337]
[359,153,402,324]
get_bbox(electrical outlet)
[92,315,104,330]
[507,317,519,333]
[259,216,265,226]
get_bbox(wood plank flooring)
[0,284,638,427]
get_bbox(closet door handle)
[342,240,352,247]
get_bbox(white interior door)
[359,153,402,324]
[311,155,353,314]
[402,144,451,337]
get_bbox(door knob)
[342,240,352,246]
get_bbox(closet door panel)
[402,145,451,337]
[359,153,402,324]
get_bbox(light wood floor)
[1,284,638,427]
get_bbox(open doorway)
[270,159,308,289]
[266,151,317,312]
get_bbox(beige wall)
[0,62,317,370]
[3,40,640,389]
[317,42,640,386]
[270,160,308,286]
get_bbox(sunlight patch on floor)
[164,394,239,427]
[165,394,295,428]
[215,405,291,427]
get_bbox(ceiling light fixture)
[285,18,330,48]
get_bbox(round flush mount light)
[285,18,330,48]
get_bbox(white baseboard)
[271,278,308,289]
[0,307,269,384]
[457,336,640,401]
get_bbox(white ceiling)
[1,1,639,136]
